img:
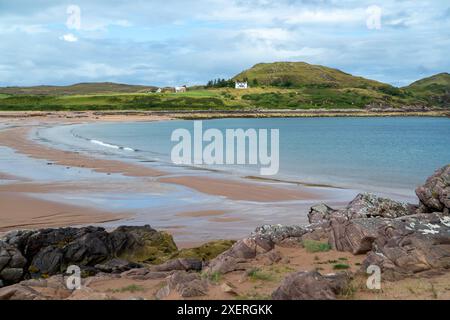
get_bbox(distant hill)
[406,73,450,89]
[0,82,157,96]
[405,73,450,107]
[232,62,385,89]
[0,64,448,110]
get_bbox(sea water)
[38,117,450,197]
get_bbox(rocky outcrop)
[272,271,351,300]
[156,271,208,299]
[361,213,450,280]
[0,225,178,284]
[152,258,203,272]
[416,164,450,213]
[0,241,27,285]
[307,193,411,225]
[328,217,386,254]
[205,225,308,274]
[254,224,310,244]
[344,193,411,219]
[308,204,337,224]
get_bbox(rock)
[30,246,64,275]
[155,285,170,300]
[254,224,309,244]
[153,258,203,272]
[205,236,272,274]
[94,259,142,274]
[277,237,303,248]
[1,225,178,282]
[0,268,24,283]
[256,250,282,266]
[415,165,450,213]
[301,227,329,242]
[328,217,386,254]
[110,225,178,264]
[0,284,46,300]
[121,268,169,280]
[308,204,337,224]
[272,271,350,300]
[361,213,450,280]
[205,255,251,274]
[0,241,27,284]
[345,193,410,219]
[220,282,238,296]
[168,272,208,298]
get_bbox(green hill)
[407,73,450,89]
[233,62,385,89]
[404,73,450,107]
[0,63,448,111]
[0,82,157,96]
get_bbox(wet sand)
[0,126,321,203]
[0,127,165,177]
[0,112,324,239]
[159,176,318,202]
[0,193,127,232]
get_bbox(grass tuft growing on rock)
[333,263,350,270]
[247,268,275,282]
[302,240,332,253]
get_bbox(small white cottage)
[235,81,248,89]
[175,86,187,93]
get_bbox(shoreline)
[0,114,331,243]
[0,109,449,121]
[0,111,443,245]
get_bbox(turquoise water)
[42,117,450,195]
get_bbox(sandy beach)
[0,111,326,241]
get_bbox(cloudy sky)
[0,0,449,87]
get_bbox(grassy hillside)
[230,62,444,109]
[0,82,157,96]
[0,63,448,111]
[233,62,385,89]
[404,73,450,107]
[407,73,450,88]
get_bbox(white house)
[235,81,248,89]
[175,85,187,93]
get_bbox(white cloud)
[60,33,78,42]
[0,0,448,86]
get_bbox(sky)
[0,0,449,87]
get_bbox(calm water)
[41,117,450,196]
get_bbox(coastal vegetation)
[0,62,448,111]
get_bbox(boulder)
[361,213,450,280]
[0,284,47,300]
[272,271,351,300]
[415,165,450,213]
[328,217,387,254]
[344,193,410,219]
[1,225,178,281]
[308,204,337,224]
[152,258,203,272]
[156,271,208,299]
[205,235,273,274]
[0,241,27,285]
[94,259,142,274]
[120,268,169,280]
[254,224,309,244]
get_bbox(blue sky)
[0,0,449,87]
